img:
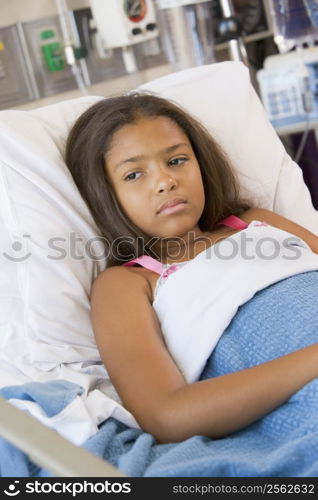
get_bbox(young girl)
[65,92,318,444]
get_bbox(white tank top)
[124,217,318,382]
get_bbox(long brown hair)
[65,91,254,267]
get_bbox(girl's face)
[105,116,205,240]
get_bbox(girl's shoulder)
[91,264,154,303]
[240,208,318,253]
[236,207,283,228]
[237,207,269,225]
[239,207,298,227]
[241,207,308,230]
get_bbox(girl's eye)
[123,157,187,181]
[124,171,141,182]
[169,157,187,166]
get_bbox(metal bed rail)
[0,396,127,477]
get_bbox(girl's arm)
[244,208,318,254]
[91,267,318,443]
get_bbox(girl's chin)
[145,219,200,240]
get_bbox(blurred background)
[1,0,318,207]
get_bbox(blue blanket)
[2,271,318,477]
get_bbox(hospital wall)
[0,0,89,27]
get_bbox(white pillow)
[0,95,105,376]
[0,61,317,378]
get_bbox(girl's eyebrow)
[114,143,190,171]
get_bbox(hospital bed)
[0,61,317,478]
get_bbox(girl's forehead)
[105,116,192,173]
[110,116,188,148]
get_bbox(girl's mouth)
[158,201,187,215]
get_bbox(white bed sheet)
[0,358,139,445]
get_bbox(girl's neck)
[156,225,238,265]
[152,226,204,264]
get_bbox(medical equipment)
[0,25,38,110]
[257,46,318,130]
[55,0,89,94]
[212,1,273,43]
[72,6,167,86]
[256,1,318,167]
[155,0,215,70]
[39,28,65,72]
[21,15,89,99]
[71,7,127,85]
[269,0,318,54]
[215,0,249,65]
[0,61,317,477]
[230,0,268,36]
[89,0,159,73]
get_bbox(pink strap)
[217,215,248,229]
[123,215,248,273]
[123,255,163,275]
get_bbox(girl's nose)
[156,174,177,193]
